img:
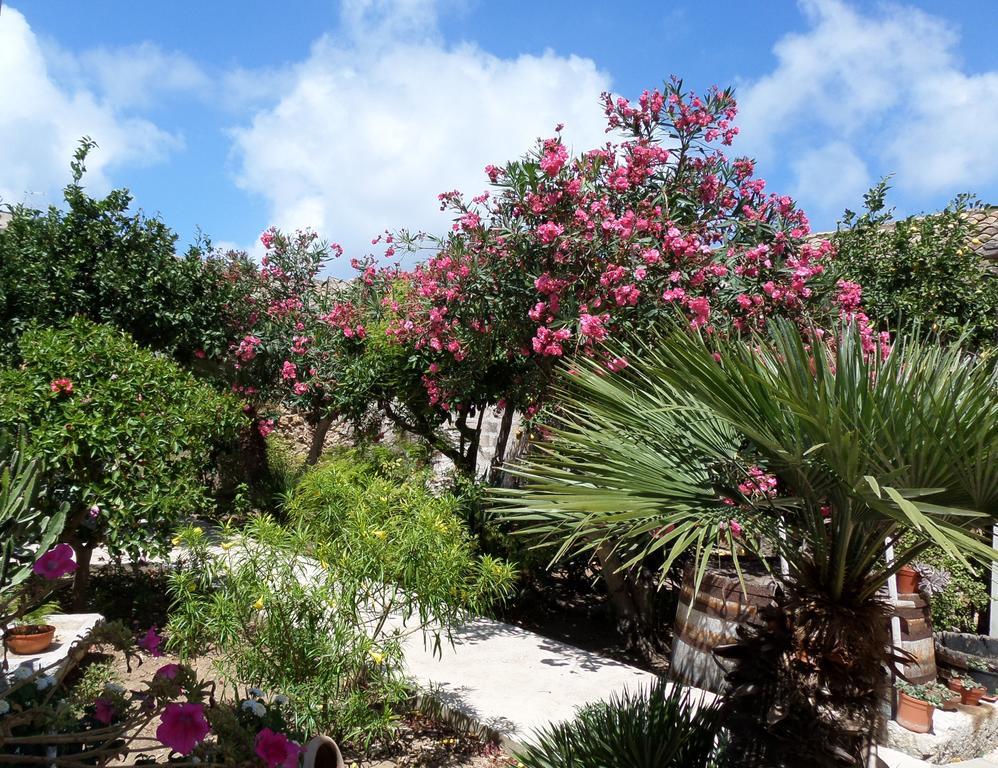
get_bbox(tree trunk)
[305,414,335,467]
[487,408,516,486]
[70,541,94,611]
[595,543,659,661]
[719,586,890,767]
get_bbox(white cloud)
[69,42,211,108]
[736,0,998,210]
[790,142,870,226]
[0,7,183,206]
[231,1,612,271]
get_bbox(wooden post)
[990,524,998,638]
[885,541,903,673]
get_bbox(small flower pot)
[5,624,56,655]
[896,691,934,733]
[941,695,961,711]
[961,686,986,706]
[896,565,920,595]
[947,677,964,693]
[303,735,344,768]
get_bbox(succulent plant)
[911,561,951,596]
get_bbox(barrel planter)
[891,592,936,684]
[670,563,778,693]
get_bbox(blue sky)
[2,0,997,275]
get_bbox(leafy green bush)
[0,139,236,363]
[167,447,516,746]
[902,532,990,633]
[832,181,998,348]
[514,683,728,768]
[0,318,245,602]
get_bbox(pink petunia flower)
[155,663,181,680]
[255,727,303,768]
[32,543,77,579]
[156,702,210,756]
[93,697,116,725]
[139,626,164,657]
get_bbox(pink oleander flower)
[536,221,564,245]
[157,702,210,756]
[281,360,297,380]
[607,357,629,372]
[257,419,276,438]
[93,697,116,725]
[255,727,303,768]
[49,378,74,395]
[729,520,743,538]
[139,626,164,657]
[32,543,77,579]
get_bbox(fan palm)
[495,320,998,767]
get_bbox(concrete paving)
[401,615,709,746]
[401,617,998,766]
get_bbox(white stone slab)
[886,700,998,764]
[4,613,102,674]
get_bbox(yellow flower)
[220,541,235,551]
[192,526,203,535]
[171,536,181,547]
[372,530,386,539]
[253,597,265,611]
[368,649,385,665]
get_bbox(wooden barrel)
[892,591,936,684]
[671,564,778,692]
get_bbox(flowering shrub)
[1,529,305,765]
[167,448,515,745]
[0,318,246,605]
[246,78,847,476]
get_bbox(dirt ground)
[61,567,515,766]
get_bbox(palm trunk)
[719,584,890,767]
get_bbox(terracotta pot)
[896,691,934,733]
[896,565,920,595]
[5,624,55,655]
[302,735,344,768]
[961,687,986,706]
[941,696,961,711]
[947,677,963,693]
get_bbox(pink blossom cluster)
[367,78,841,416]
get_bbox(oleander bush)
[167,447,516,746]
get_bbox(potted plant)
[896,681,948,733]
[955,675,987,706]
[4,622,56,655]
[896,564,921,595]
[3,601,59,655]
